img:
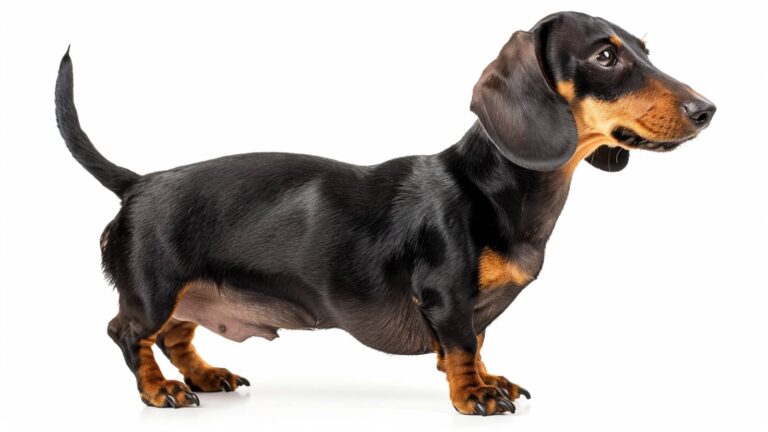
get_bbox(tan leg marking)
[157,319,249,392]
[475,332,529,400]
[136,337,198,407]
[435,340,517,415]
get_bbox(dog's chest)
[468,173,572,330]
[473,242,543,331]
[474,283,526,331]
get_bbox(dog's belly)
[329,294,435,355]
[172,280,434,354]
[173,280,330,342]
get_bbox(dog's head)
[471,11,716,172]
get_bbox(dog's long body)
[57,12,714,414]
[85,122,558,355]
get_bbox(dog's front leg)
[475,331,531,401]
[419,292,516,415]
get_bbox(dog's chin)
[611,127,695,152]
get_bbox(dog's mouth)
[611,127,694,152]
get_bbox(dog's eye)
[596,49,617,67]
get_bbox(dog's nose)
[682,97,716,128]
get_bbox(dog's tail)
[55,47,140,198]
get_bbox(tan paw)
[183,367,250,393]
[479,373,531,401]
[140,379,199,408]
[451,384,516,415]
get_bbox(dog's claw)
[496,398,515,414]
[164,394,177,408]
[220,379,232,392]
[236,376,250,387]
[518,386,531,400]
[499,387,510,399]
[186,391,200,406]
[475,402,487,416]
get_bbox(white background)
[1,1,766,431]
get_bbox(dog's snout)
[682,97,716,128]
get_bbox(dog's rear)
[56,49,254,406]
[55,49,440,407]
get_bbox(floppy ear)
[471,29,577,171]
[585,146,630,172]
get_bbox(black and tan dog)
[56,11,714,415]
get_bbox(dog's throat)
[562,133,614,176]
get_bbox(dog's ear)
[471,27,576,171]
[585,146,630,172]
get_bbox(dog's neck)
[441,122,577,252]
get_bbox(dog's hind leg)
[106,277,201,408]
[155,319,250,392]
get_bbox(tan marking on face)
[478,247,533,289]
[561,78,696,175]
[576,79,688,140]
[610,34,623,47]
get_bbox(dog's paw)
[451,384,516,415]
[140,379,199,408]
[479,373,531,401]
[183,367,250,393]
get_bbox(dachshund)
[55,11,715,415]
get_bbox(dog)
[56,11,715,415]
